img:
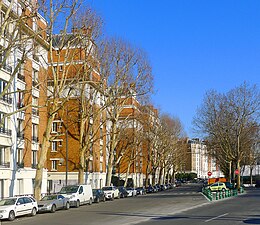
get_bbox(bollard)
[216,192,219,200]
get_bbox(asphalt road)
[2,184,258,225]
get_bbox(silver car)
[38,194,70,213]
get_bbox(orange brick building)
[45,31,107,192]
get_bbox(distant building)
[185,138,223,178]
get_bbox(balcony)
[32,136,39,142]
[0,127,12,136]
[0,162,10,168]
[0,95,12,104]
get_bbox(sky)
[85,0,260,137]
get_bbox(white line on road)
[205,213,229,222]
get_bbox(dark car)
[146,185,155,193]
[224,182,234,189]
[136,187,146,195]
[92,189,106,203]
[118,186,128,198]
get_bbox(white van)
[59,184,93,207]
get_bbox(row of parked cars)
[0,183,174,221]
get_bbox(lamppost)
[65,106,68,186]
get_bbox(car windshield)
[41,195,57,201]
[102,187,112,191]
[92,189,97,194]
[0,198,16,206]
[60,186,79,194]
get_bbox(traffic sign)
[208,171,212,176]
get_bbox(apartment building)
[185,138,222,178]
[45,31,107,193]
[0,0,48,198]
[115,100,160,187]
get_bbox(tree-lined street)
[3,184,259,225]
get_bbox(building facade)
[0,0,48,198]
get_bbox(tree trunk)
[106,122,117,186]
[34,116,53,200]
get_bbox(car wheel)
[8,210,15,221]
[51,204,56,213]
[111,195,114,201]
[65,202,70,210]
[103,196,106,202]
[31,207,37,216]
[96,197,100,203]
[76,200,80,208]
[222,188,226,192]
[89,198,93,205]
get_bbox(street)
[2,184,259,225]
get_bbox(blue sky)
[86,0,260,137]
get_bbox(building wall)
[0,0,48,198]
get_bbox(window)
[59,65,63,72]
[0,79,7,94]
[17,119,24,138]
[17,89,24,108]
[52,121,58,133]
[51,160,57,171]
[32,97,38,106]
[32,70,38,86]
[32,150,37,168]
[32,124,38,142]
[17,148,24,166]
[51,141,58,152]
[0,112,7,129]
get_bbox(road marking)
[205,213,229,222]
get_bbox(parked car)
[118,186,128,198]
[208,182,228,192]
[146,185,155,193]
[224,182,234,190]
[0,196,38,221]
[59,184,93,207]
[92,189,106,203]
[102,186,120,200]
[38,194,70,213]
[136,187,146,195]
[126,187,137,197]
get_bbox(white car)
[0,196,38,221]
[102,186,120,200]
[126,187,137,197]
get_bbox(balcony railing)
[0,95,12,104]
[0,162,10,168]
[0,127,12,136]
[32,136,39,142]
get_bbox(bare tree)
[33,0,100,199]
[193,82,260,189]
[97,38,153,186]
